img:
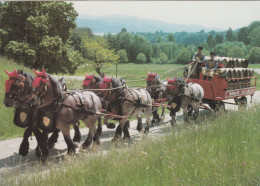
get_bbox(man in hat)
[189,46,205,79]
[203,52,218,81]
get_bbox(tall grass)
[5,105,260,185]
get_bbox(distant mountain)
[76,15,224,33]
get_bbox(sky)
[72,1,260,30]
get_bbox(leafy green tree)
[226,28,234,42]
[117,49,128,63]
[248,21,260,33]
[136,53,147,64]
[249,26,260,47]
[176,48,191,64]
[246,47,260,64]
[215,34,224,44]
[156,52,168,64]
[227,46,245,58]
[207,34,216,48]
[167,33,175,42]
[0,1,80,74]
[237,27,250,45]
[120,28,127,34]
[82,37,119,75]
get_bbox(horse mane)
[17,70,34,87]
[155,74,160,85]
[48,74,63,97]
[111,77,124,95]
[94,75,103,84]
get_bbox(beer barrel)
[234,59,238,68]
[242,60,249,68]
[222,59,228,68]
[231,69,237,78]
[227,69,232,79]
[237,59,243,67]
[243,69,248,77]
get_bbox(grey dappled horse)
[166,77,204,125]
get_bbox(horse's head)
[99,75,113,97]
[166,77,185,100]
[31,68,49,105]
[83,73,95,89]
[4,69,29,107]
[146,71,159,87]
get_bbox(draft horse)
[146,71,167,124]
[31,69,102,154]
[100,75,152,141]
[166,77,204,125]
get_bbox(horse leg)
[48,129,60,149]
[73,121,81,143]
[183,106,189,123]
[82,116,97,148]
[170,109,176,126]
[187,105,193,117]
[112,118,127,142]
[104,116,116,129]
[151,106,160,125]
[123,120,130,139]
[136,115,143,132]
[19,127,32,157]
[160,106,165,120]
[60,123,77,155]
[144,108,151,134]
[191,101,200,121]
[33,129,49,158]
[96,117,102,137]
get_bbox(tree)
[167,33,175,42]
[82,37,119,75]
[176,48,191,64]
[207,34,216,48]
[0,2,80,74]
[120,28,127,34]
[246,47,260,64]
[117,49,128,63]
[156,52,168,64]
[136,53,147,64]
[227,46,245,58]
[215,34,224,44]
[249,26,260,47]
[237,27,250,45]
[226,28,234,42]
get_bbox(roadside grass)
[0,57,33,140]
[65,63,184,88]
[4,105,260,185]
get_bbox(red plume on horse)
[83,73,95,87]
[146,70,157,81]
[167,77,177,90]
[4,69,19,93]
[32,68,47,88]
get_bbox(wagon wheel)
[209,101,225,113]
[237,96,247,109]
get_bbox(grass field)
[249,64,260,69]
[4,105,260,185]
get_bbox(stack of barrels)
[204,56,255,90]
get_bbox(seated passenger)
[189,46,205,79]
[203,52,218,81]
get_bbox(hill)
[76,15,224,33]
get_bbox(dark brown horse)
[31,69,102,154]
[166,77,204,125]
[146,71,167,124]
[101,76,152,141]
[3,69,81,157]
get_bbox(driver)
[189,46,205,79]
[203,52,218,81]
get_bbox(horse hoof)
[67,149,76,155]
[19,141,29,157]
[107,123,116,129]
[73,135,81,143]
[136,125,142,132]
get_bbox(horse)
[3,69,81,157]
[100,75,152,141]
[146,71,167,124]
[166,77,204,125]
[31,69,102,154]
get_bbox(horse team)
[3,68,204,158]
